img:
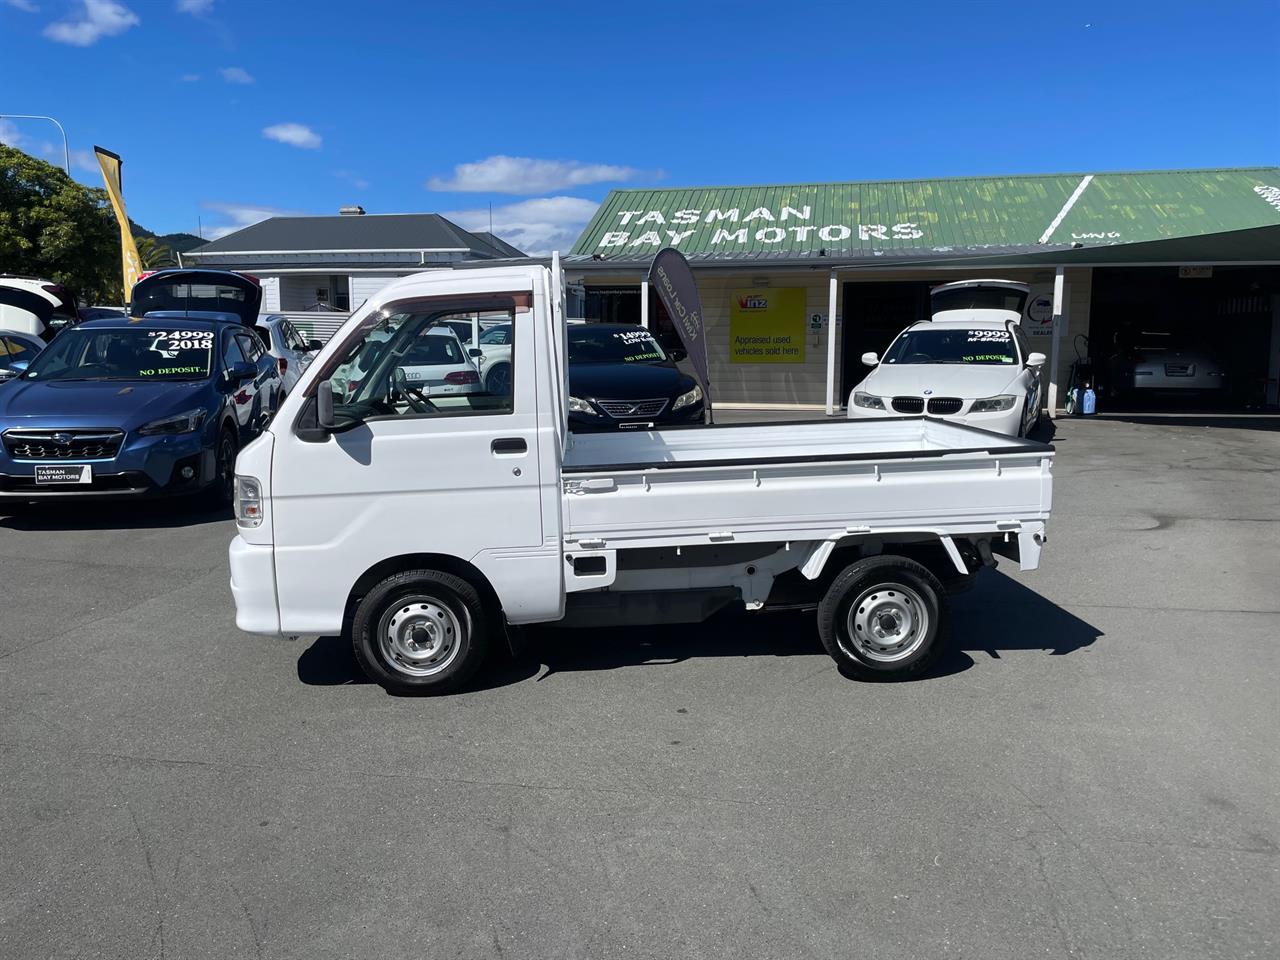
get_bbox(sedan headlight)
[567,396,597,415]
[234,475,263,527]
[671,384,703,411]
[138,408,207,436]
[970,395,1017,413]
[852,391,886,410]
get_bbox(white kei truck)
[229,258,1054,695]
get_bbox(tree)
[0,144,121,303]
[135,235,176,270]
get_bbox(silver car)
[255,315,323,395]
[1113,345,1226,393]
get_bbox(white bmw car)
[848,280,1046,437]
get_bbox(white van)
[230,259,1054,695]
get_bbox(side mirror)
[227,360,256,385]
[861,351,879,366]
[1027,352,1047,367]
[668,347,688,362]
[316,379,336,429]
[468,348,483,359]
[307,339,324,352]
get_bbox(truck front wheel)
[817,556,947,680]
[351,569,489,695]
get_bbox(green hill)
[130,220,205,254]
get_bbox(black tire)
[351,569,489,695]
[485,362,512,397]
[817,556,948,681]
[204,427,237,508]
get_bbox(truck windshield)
[882,328,1018,365]
[567,327,667,363]
[20,327,214,381]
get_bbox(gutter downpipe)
[825,269,839,415]
[639,277,649,329]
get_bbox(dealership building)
[563,167,1280,412]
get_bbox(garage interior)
[1087,266,1280,408]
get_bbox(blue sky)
[2,0,1277,253]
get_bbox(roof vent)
[339,205,366,216]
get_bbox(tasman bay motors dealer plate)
[34,464,92,485]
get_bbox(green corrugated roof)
[569,167,1280,264]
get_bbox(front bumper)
[0,429,214,499]
[570,400,705,432]
[229,535,281,635]
[848,401,1023,436]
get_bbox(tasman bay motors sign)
[598,204,924,250]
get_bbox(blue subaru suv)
[0,270,281,504]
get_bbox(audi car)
[566,323,703,431]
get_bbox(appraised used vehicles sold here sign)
[730,288,806,363]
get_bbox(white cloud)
[219,66,254,84]
[427,155,643,195]
[0,119,25,147]
[4,0,40,13]
[201,202,303,240]
[443,196,599,256]
[262,122,322,150]
[179,72,201,82]
[176,0,213,13]
[43,0,139,46]
[69,149,99,173]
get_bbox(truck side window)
[324,293,527,422]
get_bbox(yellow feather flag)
[94,146,143,301]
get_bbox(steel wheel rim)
[376,594,466,677]
[842,581,929,663]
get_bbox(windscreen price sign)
[148,329,214,358]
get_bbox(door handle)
[491,437,527,456]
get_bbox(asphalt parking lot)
[2,414,1277,960]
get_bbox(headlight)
[671,384,703,411]
[852,391,886,410]
[234,475,263,527]
[138,408,207,436]
[567,396,597,415]
[970,395,1017,413]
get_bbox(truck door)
[270,285,560,634]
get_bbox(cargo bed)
[561,417,1053,567]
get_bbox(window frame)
[303,291,532,431]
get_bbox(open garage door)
[1089,266,1280,409]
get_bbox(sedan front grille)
[597,398,668,419]
[891,397,924,414]
[926,397,963,415]
[3,429,124,461]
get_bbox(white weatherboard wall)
[697,272,837,406]
[258,276,281,312]
[350,275,395,312]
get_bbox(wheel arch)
[345,552,502,629]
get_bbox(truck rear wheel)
[817,556,947,680]
[351,569,489,695]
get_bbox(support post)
[1267,294,1280,407]
[639,279,649,329]
[1047,266,1068,417]
[825,270,839,415]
